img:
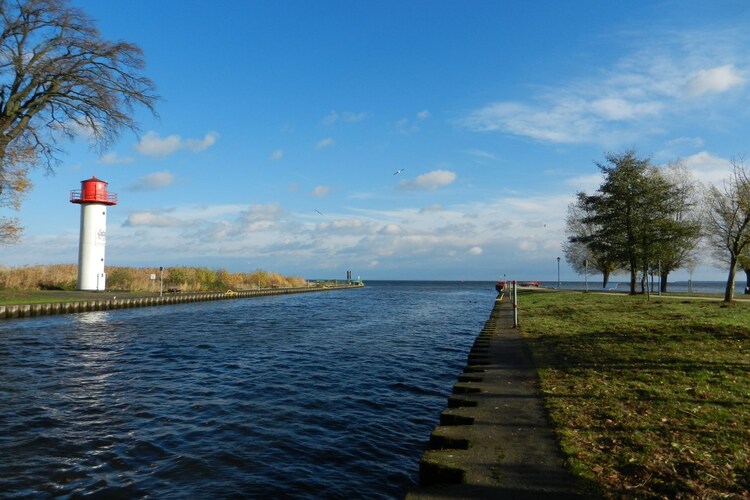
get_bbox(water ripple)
[0,281,494,498]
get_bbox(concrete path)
[407,298,593,499]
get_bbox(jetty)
[407,297,591,499]
[0,282,363,320]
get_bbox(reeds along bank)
[0,264,307,292]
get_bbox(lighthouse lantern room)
[70,176,118,291]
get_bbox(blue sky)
[3,0,750,281]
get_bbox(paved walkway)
[407,298,593,499]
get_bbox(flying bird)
[393,168,405,175]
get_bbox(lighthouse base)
[76,203,108,292]
[77,272,106,292]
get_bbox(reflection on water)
[75,310,113,325]
[0,281,495,498]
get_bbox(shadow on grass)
[518,298,750,498]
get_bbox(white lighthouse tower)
[70,176,118,291]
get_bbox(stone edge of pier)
[0,283,363,320]
[406,297,595,500]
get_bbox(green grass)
[0,289,160,305]
[519,291,750,498]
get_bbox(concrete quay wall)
[407,298,587,499]
[0,284,363,320]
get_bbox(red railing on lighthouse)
[70,176,118,205]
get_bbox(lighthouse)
[70,176,118,291]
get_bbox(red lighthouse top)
[70,176,118,205]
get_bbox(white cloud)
[184,132,219,152]
[665,136,704,148]
[419,203,444,213]
[461,101,597,143]
[460,32,750,146]
[316,137,335,149]
[323,110,367,125]
[397,110,431,134]
[98,152,134,165]
[135,131,219,157]
[464,149,500,162]
[311,185,332,197]
[316,218,378,235]
[680,151,733,185]
[687,64,745,97]
[398,170,457,191]
[379,223,403,235]
[502,194,572,218]
[396,117,413,134]
[565,173,604,193]
[136,132,181,156]
[588,97,662,120]
[11,188,591,279]
[270,149,284,160]
[236,203,285,234]
[128,171,175,191]
[123,210,184,227]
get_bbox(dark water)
[0,281,495,499]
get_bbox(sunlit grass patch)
[520,291,750,498]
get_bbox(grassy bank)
[0,289,134,304]
[519,291,749,498]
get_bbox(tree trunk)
[744,267,750,294]
[640,263,648,294]
[629,263,637,295]
[725,257,737,303]
[602,270,610,288]
[660,271,669,293]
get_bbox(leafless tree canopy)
[0,0,158,168]
[705,158,750,301]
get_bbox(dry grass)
[0,264,307,293]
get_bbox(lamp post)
[557,257,561,290]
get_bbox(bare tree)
[0,0,158,228]
[705,158,750,302]
[654,160,703,292]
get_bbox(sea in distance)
[1,280,499,499]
